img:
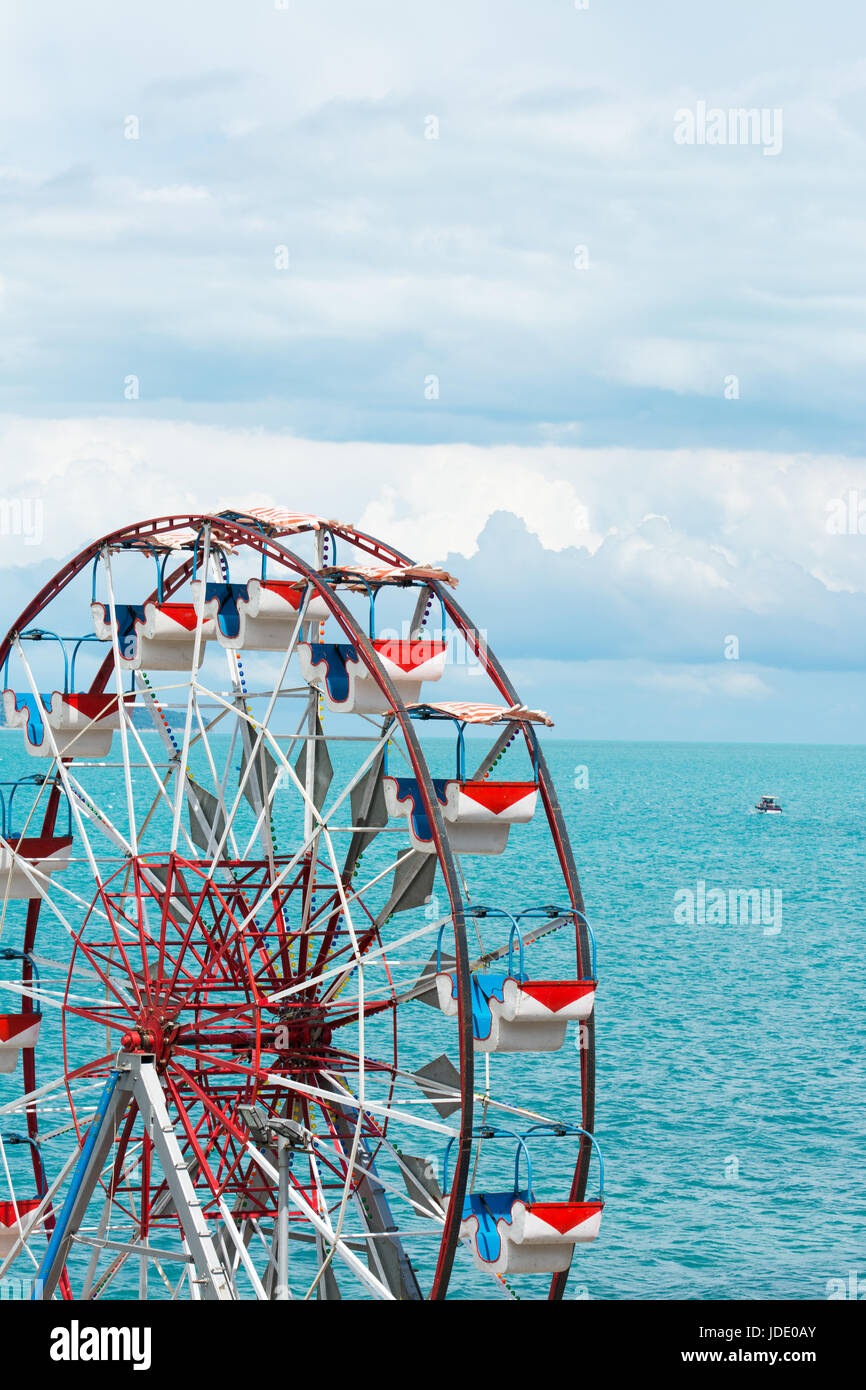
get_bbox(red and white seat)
[91,600,215,670]
[0,836,73,900]
[383,777,537,855]
[190,578,331,651]
[459,1192,604,1275]
[0,1014,41,1073]
[3,691,128,758]
[0,1198,41,1257]
[435,971,596,1051]
[382,700,553,852]
[299,639,447,715]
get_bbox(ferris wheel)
[0,508,602,1301]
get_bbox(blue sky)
[1,1,865,739]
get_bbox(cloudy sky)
[1,0,865,739]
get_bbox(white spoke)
[104,550,140,854]
[170,525,212,851]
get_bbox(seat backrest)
[388,777,450,842]
[304,643,360,702]
[203,582,252,638]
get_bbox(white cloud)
[1,416,864,598]
[0,415,864,680]
[607,339,725,397]
[136,185,212,204]
[0,416,608,565]
[0,1,865,446]
[638,668,771,699]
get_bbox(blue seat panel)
[7,693,53,747]
[441,969,528,1041]
[461,1189,529,1263]
[203,582,252,639]
[389,776,450,843]
[305,643,363,704]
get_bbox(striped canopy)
[325,563,458,589]
[408,701,553,727]
[118,525,238,554]
[239,508,336,534]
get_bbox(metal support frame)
[34,1053,234,1301]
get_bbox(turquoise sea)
[1,735,863,1299]
[561,740,866,1300]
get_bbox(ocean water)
[554,740,866,1300]
[1,735,863,1300]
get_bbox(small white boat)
[755,795,782,814]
